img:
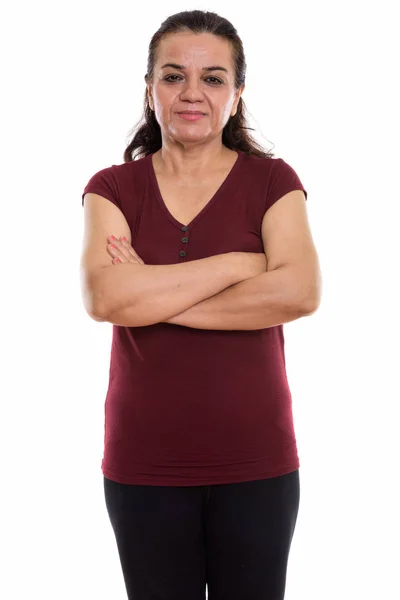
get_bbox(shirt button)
[181,237,188,243]
[181,226,188,232]
[180,250,186,257]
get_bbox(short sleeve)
[265,158,308,212]
[81,165,121,208]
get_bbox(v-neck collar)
[147,150,244,230]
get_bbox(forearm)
[96,253,242,327]
[165,267,311,331]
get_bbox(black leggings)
[104,469,300,600]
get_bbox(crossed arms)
[95,190,321,331]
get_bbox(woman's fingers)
[120,237,145,264]
[106,236,145,265]
[107,242,132,262]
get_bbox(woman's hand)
[107,236,145,265]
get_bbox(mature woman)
[80,9,321,600]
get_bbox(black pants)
[104,469,300,600]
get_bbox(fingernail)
[110,235,117,240]
[121,236,126,242]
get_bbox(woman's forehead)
[157,32,232,65]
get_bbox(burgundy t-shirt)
[82,150,307,486]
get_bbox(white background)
[2,1,399,598]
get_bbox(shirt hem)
[101,460,300,486]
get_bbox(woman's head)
[124,10,274,161]
[145,30,244,153]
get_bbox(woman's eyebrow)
[160,63,228,73]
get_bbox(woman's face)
[147,31,245,146]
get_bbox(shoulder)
[239,152,307,211]
[108,153,150,178]
[81,155,150,208]
[241,153,300,180]
[96,154,151,189]
[256,155,308,211]
[240,153,289,188]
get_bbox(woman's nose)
[179,79,204,100]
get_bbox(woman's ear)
[231,85,245,117]
[146,82,154,111]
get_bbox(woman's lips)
[178,113,205,121]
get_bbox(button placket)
[180,225,189,259]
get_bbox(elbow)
[299,285,322,315]
[82,293,108,322]
[300,298,320,316]
[81,274,109,322]
[92,295,109,321]
[89,311,107,323]
[297,266,322,316]
[92,295,115,322]
[88,265,125,321]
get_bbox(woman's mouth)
[177,113,205,121]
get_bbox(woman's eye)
[164,75,222,85]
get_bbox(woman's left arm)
[165,190,322,330]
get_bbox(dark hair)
[123,10,274,162]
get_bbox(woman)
[80,9,321,600]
